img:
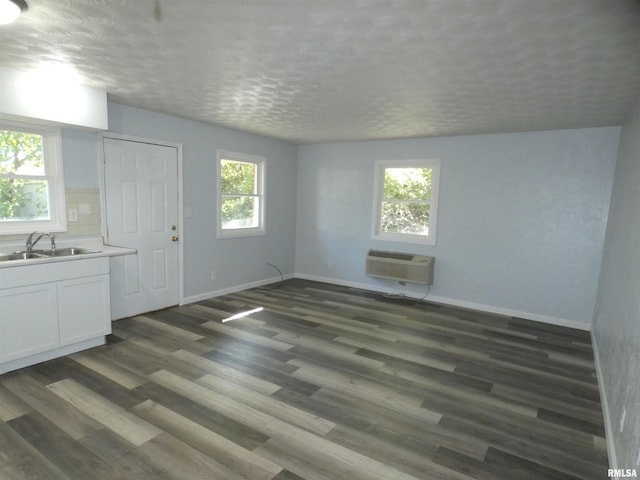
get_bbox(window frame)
[372,158,441,246]
[0,120,67,235]
[216,149,266,239]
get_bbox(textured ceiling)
[0,0,639,143]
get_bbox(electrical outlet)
[620,407,627,433]
[68,208,78,222]
[211,270,216,281]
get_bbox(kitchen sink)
[0,248,101,262]
[42,248,100,256]
[0,252,49,262]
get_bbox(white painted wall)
[107,103,298,300]
[0,65,108,131]
[296,127,620,327]
[593,96,640,469]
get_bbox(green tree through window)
[220,159,258,229]
[373,159,440,245]
[217,150,265,238]
[382,167,432,235]
[0,129,49,221]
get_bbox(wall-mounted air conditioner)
[366,250,435,285]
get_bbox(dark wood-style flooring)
[0,279,608,479]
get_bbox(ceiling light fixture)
[0,0,27,25]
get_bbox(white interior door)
[103,137,180,320]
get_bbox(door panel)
[152,249,167,290]
[121,182,139,234]
[104,138,179,319]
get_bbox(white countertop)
[0,237,136,269]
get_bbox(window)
[372,159,440,245]
[0,121,66,235]
[217,150,265,238]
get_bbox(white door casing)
[102,136,182,320]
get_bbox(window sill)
[372,232,436,246]
[217,228,266,240]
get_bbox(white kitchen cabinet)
[0,257,112,374]
[58,275,111,346]
[0,283,59,362]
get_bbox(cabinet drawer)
[0,257,110,289]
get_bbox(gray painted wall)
[296,127,620,327]
[593,96,640,468]
[61,128,100,187]
[106,103,298,299]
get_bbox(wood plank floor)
[0,279,608,479]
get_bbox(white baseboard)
[426,294,591,331]
[183,272,592,331]
[592,335,617,469]
[181,273,294,305]
[294,273,591,331]
[0,337,106,375]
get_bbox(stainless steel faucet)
[25,231,50,253]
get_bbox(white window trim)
[216,149,266,239]
[372,158,441,246]
[0,120,67,235]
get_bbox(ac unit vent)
[368,250,415,261]
[366,250,434,285]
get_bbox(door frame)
[98,132,185,306]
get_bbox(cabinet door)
[58,275,111,346]
[0,283,59,362]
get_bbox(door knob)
[171,235,179,242]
